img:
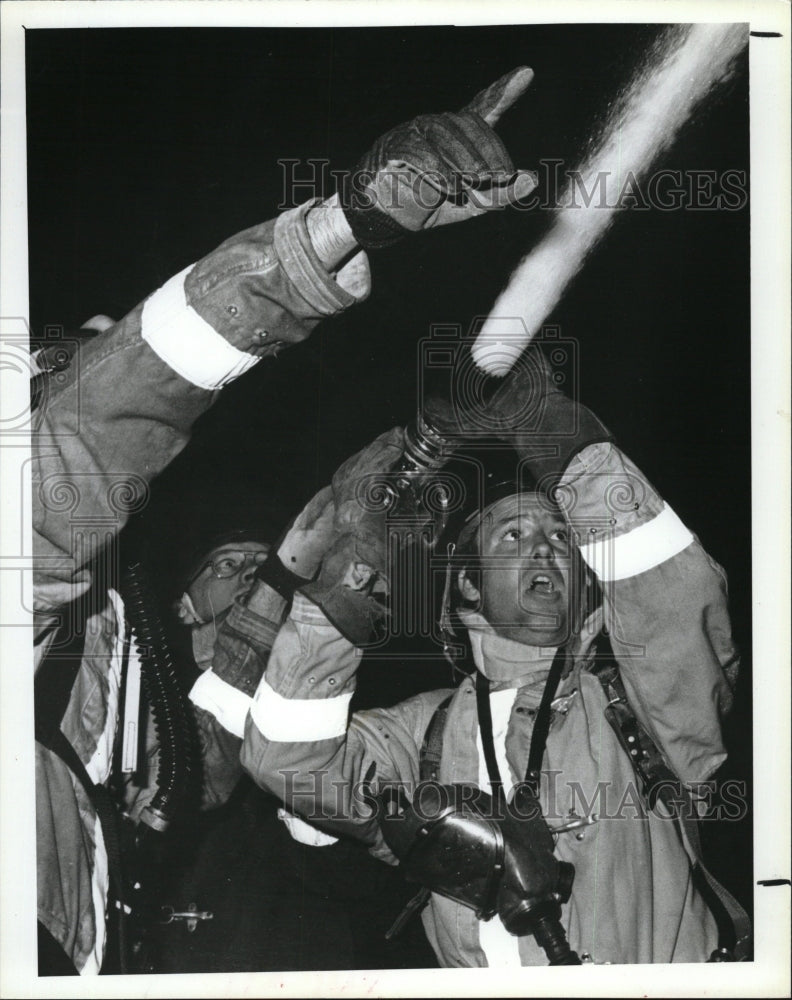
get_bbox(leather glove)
[276,485,336,580]
[423,346,612,490]
[301,427,406,645]
[343,67,537,249]
[255,485,337,600]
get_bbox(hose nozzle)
[398,414,459,475]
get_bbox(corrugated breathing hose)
[122,561,195,834]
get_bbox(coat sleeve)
[32,201,370,641]
[559,442,738,785]
[188,580,287,809]
[240,594,452,862]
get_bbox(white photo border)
[1,2,789,997]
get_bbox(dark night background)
[26,24,752,935]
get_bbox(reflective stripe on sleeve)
[141,265,260,390]
[578,502,693,581]
[189,669,253,739]
[250,677,352,742]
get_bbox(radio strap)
[524,648,567,794]
[592,653,752,961]
[475,671,505,805]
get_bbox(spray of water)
[472,24,747,376]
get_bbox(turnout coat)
[240,441,740,966]
[33,202,370,973]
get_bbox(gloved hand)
[422,346,550,440]
[343,67,537,249]
[253,486,336,600]
[301,427,406,645]
[488,349,611,488]
[328,425,406,566]
[276,485,336,580]
[423,346,612,491]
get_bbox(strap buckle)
[160,903,214,932]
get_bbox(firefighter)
[33,67,536,974]
[238,350,751,966]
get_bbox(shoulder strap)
[419,694,453,782]
[592,656,672,802]
[591,642,752,961]
[525,647,567,796]
[473,647,567,803]
[475,671,504,803]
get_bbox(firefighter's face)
[459,494,572,646]
[183,542,270,624]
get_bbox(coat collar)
[458,607,603,689]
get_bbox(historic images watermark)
[277,158,748,213]
[276,768,749,825]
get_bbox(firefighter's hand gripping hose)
[298,428,405,646]
[295,426,460,646]
[421,345,611,491]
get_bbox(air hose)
[122,561,195,833]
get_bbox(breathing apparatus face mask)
[374,779,577,961]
